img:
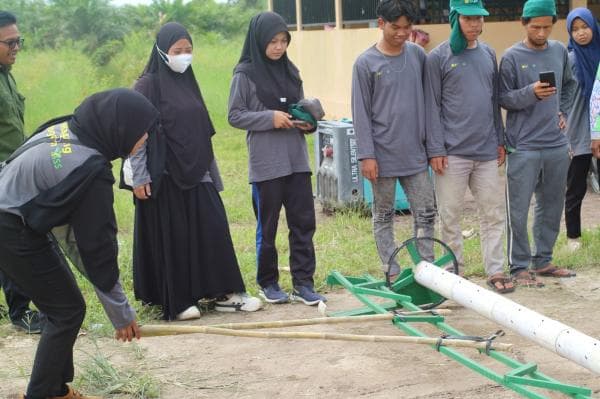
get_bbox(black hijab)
[69,88,158,160]
[140,22,215,188]
[234,12,302,111]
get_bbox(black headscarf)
[140,22,216,188]
[234,12,302,111]
[68,88,158,160]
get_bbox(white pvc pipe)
[413,261,600,375]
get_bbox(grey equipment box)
[314,120,364,209]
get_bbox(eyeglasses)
[0,37,24,50]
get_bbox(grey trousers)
[505,145,570,274]
[371,170,436,274]
[435,157,505,277]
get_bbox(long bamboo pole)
[139,325,512,352]
[207,310,451,330]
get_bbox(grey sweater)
[425,41,504,161]
[228,72,311,184]
[351,43,429,177]
[499,40,576,150]
[0,126,135,329]
[565,52,591,156]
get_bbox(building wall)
[287,20,569,119]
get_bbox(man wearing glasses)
[0,10,43,334]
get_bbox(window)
[303,0,335,25]
[273,0,296,25]
[273,0,576,28]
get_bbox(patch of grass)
[552,229,600,270]
[14,48,108,133]
[76,341,159,398]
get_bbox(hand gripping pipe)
[413,261,600,374]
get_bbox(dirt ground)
[2,183,600,398]
[2,279,600,399]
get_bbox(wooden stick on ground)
[139,325,512,352]
[207,310,451,330]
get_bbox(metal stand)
[326,238,592,399]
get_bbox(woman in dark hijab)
[228,12,326,306]
[563,8,600,252]
[130,22,261,321]
[0,88,157,399]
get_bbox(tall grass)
[16,47,108,131]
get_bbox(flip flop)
[533,264,576,278]
[512,271,545,288]
[486,274,515,294]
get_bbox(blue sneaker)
[291,285,327,306]
[259,283,289,304]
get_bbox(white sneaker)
[215,293,262,312]
[175,305,201,321]
[567,238,581,252]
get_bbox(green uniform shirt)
[0,64,25,161]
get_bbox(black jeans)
[565,154,592,238]
[0,269,31,321]
[0,213,85,399]
[251,173,316,288]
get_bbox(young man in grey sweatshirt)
[499,0,577,287]
[352,0,436,279]
[425,0,511,292]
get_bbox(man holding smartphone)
[499,0,576,287]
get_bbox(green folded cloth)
[289,104,317,126]
[288,98,325,126]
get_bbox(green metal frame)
[326,241,592,399]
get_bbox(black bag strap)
[30,114,73,136]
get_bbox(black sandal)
[486,273,515,294]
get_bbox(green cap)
[449,0,489,16]
[522,0,557,18]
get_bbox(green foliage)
[2,0,265,67]
[99,30,155,88]
[91,39,124,67]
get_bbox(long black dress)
[132,22,245,320]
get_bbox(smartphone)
[539,71,556,88]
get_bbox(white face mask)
[157,45,193,74]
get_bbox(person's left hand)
[497,146,506,166]
[115,320,141,342]
[429,156,448,175]
[133,183,152,200]
[558,112,567,130]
